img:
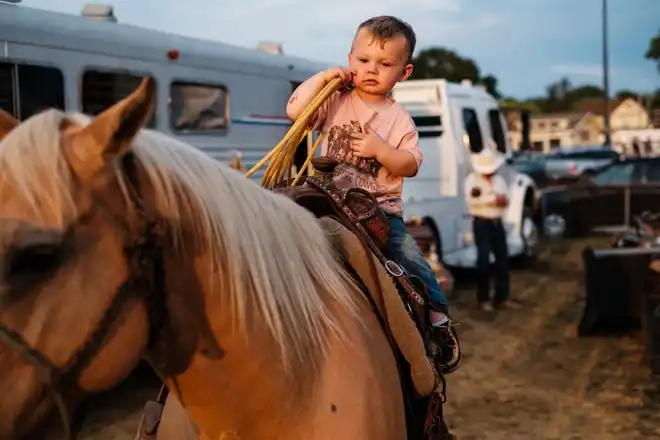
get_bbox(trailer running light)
[167,49,180,60]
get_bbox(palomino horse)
[0,79,412,439]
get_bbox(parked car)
[511,152,551,188]
[543,146,622,183]
[540,156,660,236]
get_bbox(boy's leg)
[387,216,449,312]
[387,216,461,374]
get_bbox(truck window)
[0,62,65,120]
[170,81,228,133]
[82,70,156,128]
[412,115,443,138]
[0,63,12,116]
[488,109,507,154]
[461,108,483,153]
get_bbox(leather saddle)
[273,156,430,330]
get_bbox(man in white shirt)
[464,147,515,312]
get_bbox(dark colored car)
[543,146,622,184]
[539,156,660,236]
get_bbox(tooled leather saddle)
[273,157,429,325]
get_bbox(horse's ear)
[0,109,19,141]
[64,77,156,183]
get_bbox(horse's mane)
[0,109,359,373]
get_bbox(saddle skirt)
[318,216,437,396]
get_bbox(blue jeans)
[473,217,509,304]
[386,215,449,314]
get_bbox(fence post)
[624,186,630,227]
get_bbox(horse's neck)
[158,251,407,440]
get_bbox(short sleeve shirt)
[308,89,422,215]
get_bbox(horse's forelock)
[0,110,78,227]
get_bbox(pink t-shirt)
[308,89,422,216]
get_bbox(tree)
[479,74,501,99]
[567,85,604,102]
[615,90,638,100]
[646,30,660,72]
[500,99,542,114]
[546,77,572,102]
[411,47,480,82]
[649,89,660,110]
[540,77,574,113]
[410,47,502,98]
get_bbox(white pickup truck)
[392,79,540,268]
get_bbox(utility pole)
[602,0,612,145]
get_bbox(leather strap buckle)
[384,259,404,277]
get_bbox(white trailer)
[0,1,330,181]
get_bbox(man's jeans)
[472,217,510,304]
[387,215,449,314]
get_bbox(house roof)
[577,98,624,116]
[530,112,590,129]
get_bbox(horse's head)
[0,80,174,439]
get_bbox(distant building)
[577,97,651,131]
[505,97,652,152]
[508,112,601,152]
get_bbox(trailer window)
[170,82,228,132]
[0,62,65,119]
[81,70,156,128]
[0,63,14,116]
[488,109,507,154]
[461,108,483,153]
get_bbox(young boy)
[286,15,460,374]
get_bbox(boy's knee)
[401,233,425,263]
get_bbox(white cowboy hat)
[470,148,505,175]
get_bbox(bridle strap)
[0,153,166,440]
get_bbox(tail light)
[568,162,576,174]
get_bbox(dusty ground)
[44,237,659,439]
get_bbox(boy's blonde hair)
[356,16,417,63]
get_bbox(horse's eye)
[8,244,63,278]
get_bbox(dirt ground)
[45,237,660,439]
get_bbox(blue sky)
[24,0,660,99]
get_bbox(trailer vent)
[256,42,283,55]
[81,3,117,22]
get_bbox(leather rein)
[0,154,166,440]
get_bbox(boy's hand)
[323,67,355,86]
[349,123,386,159]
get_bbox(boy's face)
[348,28,413,96]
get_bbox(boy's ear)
[401,63,413,81]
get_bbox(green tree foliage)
[646,30,660,72]
[410,47,502,98]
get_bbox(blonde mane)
[0,110,359,372]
